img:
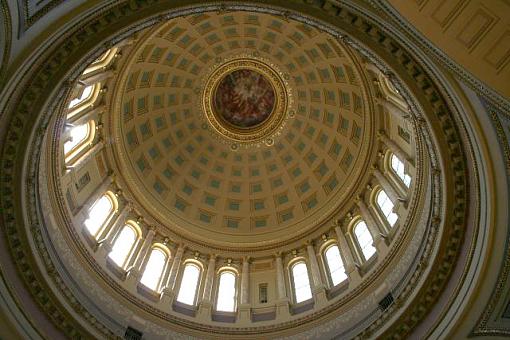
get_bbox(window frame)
[175,260,203,307]
[107,221,141,270]
[214,268,239,313]
[139,244,171,293]
[289,259,313,304]
[83,47,118,75]
[351,219,377,263]
[388,153,411,188]
[374,188,398,229]
[66,83,102,120]
[64,120,96,165]
[322,243,348,288]
[84,191,118,239]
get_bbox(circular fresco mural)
[214,69,275,128]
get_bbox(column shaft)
[357,199,384,240]
[334,226,359,274]
[98,205,130,250]
[357,200,389,254]
[373,168,404,203]
[240,258,250,304]
[306,244,324,290]
[164,245,185,291]
[275,255,287,299]
[202,256,216,303]
[132,229,156,273]
[379,133,410,162]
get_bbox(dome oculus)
[202,57,289,145]
[214,69,275,128]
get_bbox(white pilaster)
[334,225,361,283]
[197,255,216,321]
[306,244,327,306]
[274,253,290,318]
[373,168,405,204]
[127,228,156,288]
[238,257,251,323]
[161,244,185,306]
[357,199,389,255]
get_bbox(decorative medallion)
[214,69,275,128]
[202,57,290,145]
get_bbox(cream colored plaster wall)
[249,269,277,308]
[388,0,510,98]
[61,151,107,210]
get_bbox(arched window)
[176,263,201,305]
[324,245,347,286]
[140,248,167,291]
[64,124,89,154]
[376,190,398,227]
[85,194,114,237]
[63,121,95,163]
[69,85,94,108]
[66,83,101,119]
[354,220,376,261]
[108,225,138,269]
[291,262,312,303]
[390,154,411,187]
[216,271,237,312]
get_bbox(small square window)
[259,283,268,303]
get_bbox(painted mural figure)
[214,69,275,128]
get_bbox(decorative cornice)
[368,0,510,115]
[472,102,510,337]
[0,0,11,86]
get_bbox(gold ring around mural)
[202,58,289,144]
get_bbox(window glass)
[216,271,237,312]
[324,245,347,286]
[391,154,411,187]
[354,221,376,260]
[69,85,94,108]
[108,226,136,268]
[292,262,312,303]
[64,123,90,155]
[376,190,398,227]
[84,195,113,236]
[176,264,201,305]
[140,248,167,291]
[259,283,268,303]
